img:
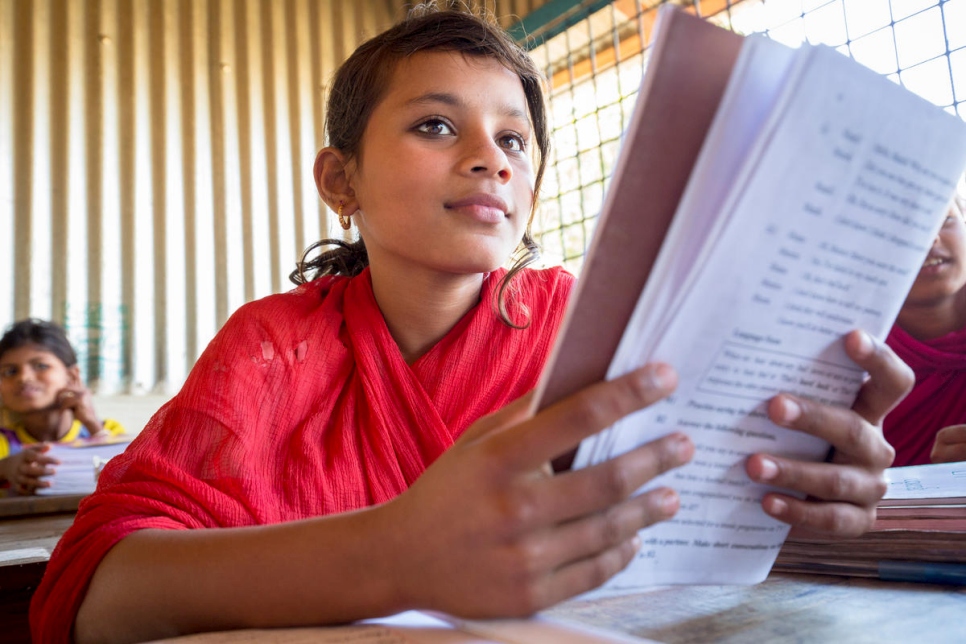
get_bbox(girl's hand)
[57,386,103,437]
[931,425,966,464]
[746,330,910,538]
[383,364,694,618]
[1,444,60,495]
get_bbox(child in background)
[885,194,966,465]
[33,6,905,642]
[0,318,125,495]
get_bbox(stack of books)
[773,462,966,584]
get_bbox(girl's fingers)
[57,389,79,409]
[746,456,887,508]
[843,330,914,425]
[761,493,875,538]
[21,458,57,478]
[518,486,679,577]
[531,432,692,525]
[22,448,60,467]
[767,394,894,467]
[932,443,966,463]
[457,394,535,445]
[492,364,678,471]
[527,537,642,614]
[14,475,52,494]
[931,425,966,463]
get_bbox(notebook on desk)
[0,437,131,517]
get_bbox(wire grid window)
[526,0,966,274]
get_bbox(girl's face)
[346,51,536,279]
[905,201,966,306]
[0,344,78,414]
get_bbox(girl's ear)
[68,365,82,386]
[313,147,359,216]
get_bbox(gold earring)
[338,202,351,230]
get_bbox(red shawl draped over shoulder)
[883,323,966,466]
[31,266,574,641]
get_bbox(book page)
[577,40,966,595]
[579,35,798,467]
[36,440,131,496]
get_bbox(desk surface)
[0,512,76,644]
[0,512,75,560]
[546,572,966,643]
[148,573,966,644]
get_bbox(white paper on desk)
[576,38,966,595]
[883,462,966,502]
[365,611,655,643]
[36,440,131,495]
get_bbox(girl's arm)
[74,331,911,643]
[56,387,105,438]
[75,364,691,643]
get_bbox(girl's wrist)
[83,417,105,437]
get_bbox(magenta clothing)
[883,323,966,466]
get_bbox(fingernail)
[660,489,679,514]
[674,434,693,462]
[854,330,873,357]
[766,497,788,517]
[631,535,642,552]
[778,397,801,424]
[758,458,779,481]
[647,364,676,390]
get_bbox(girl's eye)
[498,133,526,153]
[33,362,50,372]
[0,367,16,378]
[416,119,454,136]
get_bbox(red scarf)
[883,323,966,466]
[31,267,574,642]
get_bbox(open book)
[534,6,966,596]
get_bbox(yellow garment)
[0,419,125,459]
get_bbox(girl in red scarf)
[0,319,125,494]
[32,7,906,642]
[885,195,966,465]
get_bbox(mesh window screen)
[524,0,966,273]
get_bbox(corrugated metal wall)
[0,0,550,394]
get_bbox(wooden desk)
[148,572,965,644]
[0,512,76,644]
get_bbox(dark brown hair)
[0,319,77,368]
[290,3,550,326]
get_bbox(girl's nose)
[461,135,512,182]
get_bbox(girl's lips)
[445,194,509,224]
[918,257,952,277]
